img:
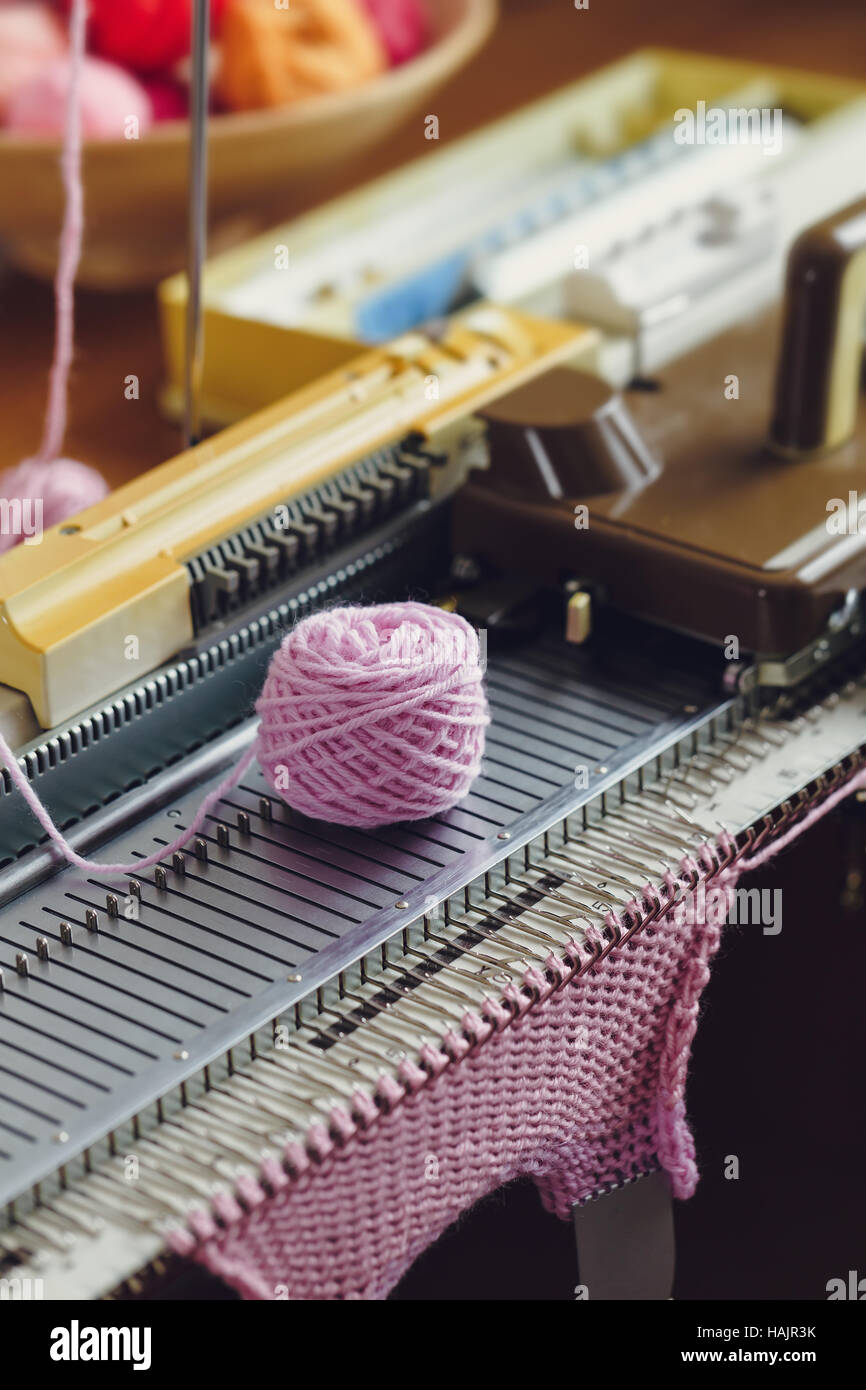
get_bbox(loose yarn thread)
[33,0,86,468]
[0,0,108,556]
[0,603,489,876]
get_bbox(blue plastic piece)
[355,252,470,342]
[353,132,680,342]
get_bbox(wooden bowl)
[0,0,497,288]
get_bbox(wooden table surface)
[2,0,866,488]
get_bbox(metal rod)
[184,0,210,448]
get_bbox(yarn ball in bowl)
[7,54,154,138]
[0,4,67,120]
[359,0,429,64]
[255,602,489,828]
[0,458,109,554]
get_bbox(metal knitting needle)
[291,1009,402,1071]
[608,805,698,854]
[317,987,421,1052]
[165,1113,276,1167]
[579,815,661,856]
[192,1089,300,1139]
[288,1015,406,1078]
[184,0,209,448]
[244,1045,363,1102]
[422,919,528,978]
[163,1110,271,1167]
[253,1042,373,1096]
[357,962,464,1025]
[541,856,639,902]
[581,834,667,882]
[466,894,586,947]
[214,1074,319,1128]
[9,1215,75,1253]
[393,939,499,1001]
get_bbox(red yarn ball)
[67,0,227,74]
[141,75,188,121]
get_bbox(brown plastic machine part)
[454,202,866,658]
[480,369,660,499]
[770,196,866,458]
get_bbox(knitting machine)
[1,50,866,1303]
[159,49,866,415]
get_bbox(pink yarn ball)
[0,458,109,554]
[255,603,489,828]
[0,3,66,120]
[7,55,153,138]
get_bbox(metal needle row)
[1,708,809,1270]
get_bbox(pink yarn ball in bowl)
[0,458,109,554]
[359,0,429,65]
[7,55,153,138]
[0,3,67,120]
[255,603,490,829]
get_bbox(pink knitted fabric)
[255,603,490,827]
[167,767,866,1299]
[175,860,737,1299]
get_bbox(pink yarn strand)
[736,762,866,873]
[0,733,258,877]
[0,0,110,551]
[34,0,87,465]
